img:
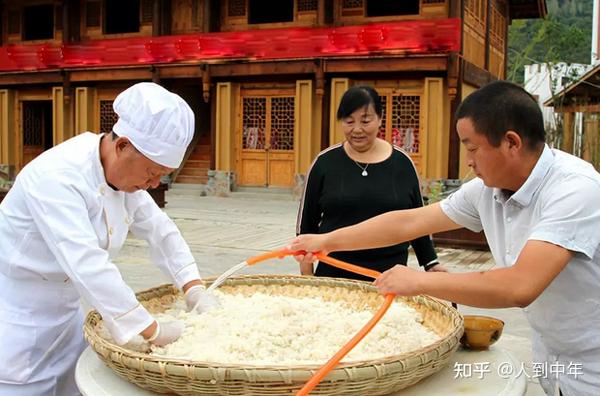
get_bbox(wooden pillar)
[563,111,574,154]
[52,87,66,145]
[582,113,599,166]
[295,80,315,175]
[328,78,349,146]
[75,87,97,134]
[448,54,462,179]
[425,78,446,179]
[317,0,326,26]
[484,0,491,72]
[215,82,239,172]
[0,90,16,166]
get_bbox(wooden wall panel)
[328,77,349,146]
[215,82,239,171]
[295,79,314,174]
[0,89,16,166]
[75,87,96,134]
[425,77,447,179]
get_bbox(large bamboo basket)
[83,275,463,395]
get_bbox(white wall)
[524,63,591,130]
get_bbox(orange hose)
[296,294,394,396]
[246,248,294,265]
[314,253,381,279]
[240,249,395,396]
[294,253,393,396]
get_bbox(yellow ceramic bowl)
[460,315,504,350]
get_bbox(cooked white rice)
[148,291,439,365]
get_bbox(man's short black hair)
[337,85,383,120]
[455,80,545,150]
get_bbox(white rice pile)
[150,291,440,365]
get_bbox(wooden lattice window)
[490,1,506,50]
[464,0,486,32]
[242,97,266,149]
[377,95,387,140]
[422,0,445,3]
[86,1,101,27]
[8,10,21,35]
[297,0,318,12]
[270,97,294,151]
[141,0,154,23]
[343,0,363,8]
[378,94,421,153]
[228,0,246,17]
[391,95,421,153]
[100,100,118,135]
[23,104,43,146]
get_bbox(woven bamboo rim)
[84,275,463,395]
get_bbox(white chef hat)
[112,82,194,168]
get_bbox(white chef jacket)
[441,145,600,396]
[0,132,200,390]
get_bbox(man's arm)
[375,240,573,308]
[127,192,201,289]
[290,203,461,254]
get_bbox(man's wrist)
[182,279,203,293]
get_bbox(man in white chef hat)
[0,82,215,396]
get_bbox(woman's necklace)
[353,161,369,177]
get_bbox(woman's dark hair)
[336,85,383,120]
[455,80,545,150]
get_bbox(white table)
[76,346,526,396]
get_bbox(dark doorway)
[23,4,55,41]
[248,0,293,24]
[22,101,53,167]
[105,0,140,34]
[366,0,419,17]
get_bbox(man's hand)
[145,320,184,347]
[288,234,330,256]
[374,265,426,296]
[184,284,220,313]
[293,251,316,275]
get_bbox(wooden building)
[0,0,546,193]
[545,63,600,170]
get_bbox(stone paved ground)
[113,185,546,395]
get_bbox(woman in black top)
[296,85,445,281]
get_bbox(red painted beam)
[0,19,460,72]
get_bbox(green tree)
[507,0,593,84]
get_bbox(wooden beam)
[324,56,448,73]
[0,72,63,85]
[158,65,204,79]
[462,60,496,88]
[69,68,153,82]
[210,61,317,77]
[554,103,600,113]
